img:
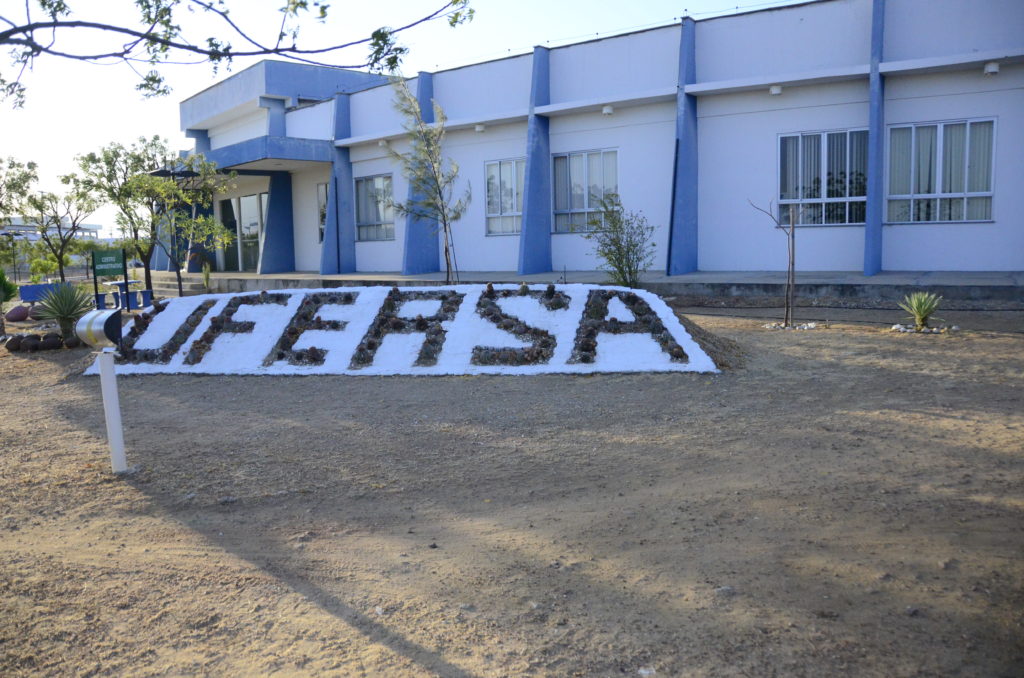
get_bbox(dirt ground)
[1,307,1022,677]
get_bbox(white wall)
[885,0,1024,62]
[285,101,334,140]
[549,103,676,271]
[881,65,1024,270]
[349,78,413,139]
[434,122,527,272]
[698,80,870,271]
[696,0,871,83]
[209,109,267,150]
[433,56,531,120]
[549,27,678,104]
[350,143,407,271]
[291,167,330,271]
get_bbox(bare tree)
[0,1,473,106]
[750,200,797,328]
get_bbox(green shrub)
[0,270,17,337]
[898,292,943,331]
[35,284,94,339]
[583,194,656,288]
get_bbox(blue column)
[259,96,287,137]
[864,0,886,276]
[258,171,295,274]
[666,18,699,276]
[520,45,552,276]
[322,94,357,274]
[185,129,211,154]
[518,46,553,275]
[402,72,441,275]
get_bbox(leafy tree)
[388,77,470,284]
[23,177,99,282]
[0,1,473,106]
[76,136,177,291]
[153,154,236,296]
[0,156,37,222]
[583,194,655,288]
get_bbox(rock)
[638,668,657,676]
[714,585,736,597]
[905,606,921,617]
[217,495,238,505]
[4,305,29,322]
[4,335,23,351]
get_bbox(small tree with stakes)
[749,200,797,328]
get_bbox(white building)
[166,0,1024,277]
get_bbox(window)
[485,159,525,234]
[779,130,867,225]
[354,175,394,241]
[316,182,328,243]
[887,119,993,223]
[218,192,268,272]
[553,149,618,232]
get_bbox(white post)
[97,350,128,473]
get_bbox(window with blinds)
[354,175,395,241]
[778,130,868,226]
[887,119,994,223]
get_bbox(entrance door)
[238,194,261,271]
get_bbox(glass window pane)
[486,216,498,234]
[800,203,822,225]
[914,125,937,194]
[380,176,394,224]
[967,121,993,192]
[941,123,966,194]
[848,201,866,224]
[515,160,525,214]
[801,134,821,199]
[939,198,964,221]
[913,198,936,222]
[511,215,522,234]
[603,151,617,198]
[889,127,912,195]
[569,153,585,210]
[825,202,846,224]
[239,195,261,238]
[554,212,571,233]
[827,132,847,198]
[778,203,798,226]
[588,152,602,208]
[887,199,910,222]
[780,136,799,200]
[849,131,868,197]
[553,156,568,211]
[500,160,515,214]
[485,163,499,215]
[966,196,991,220]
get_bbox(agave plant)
[0,270,17,338]
[898,291,943,331]
[35,284,94,340]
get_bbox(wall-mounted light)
[601,105,614,116]
[983,61,1000,76]
[474,124,486,133]
[769,85,783,96]
[377,139,389,148]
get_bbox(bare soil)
[1,310,1022,677]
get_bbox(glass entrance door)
[238,194,262,271]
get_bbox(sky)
[0,0,808,236]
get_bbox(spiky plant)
[898,292,943,331]
[0,270,17,338]
[35,284,94,340]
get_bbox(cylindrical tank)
[76,310,122,348]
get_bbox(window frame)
[885,117,996,225]
[484,157,526,236]
[777,128,868,227]
[552,148,618,234]
[353,174,395,242]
